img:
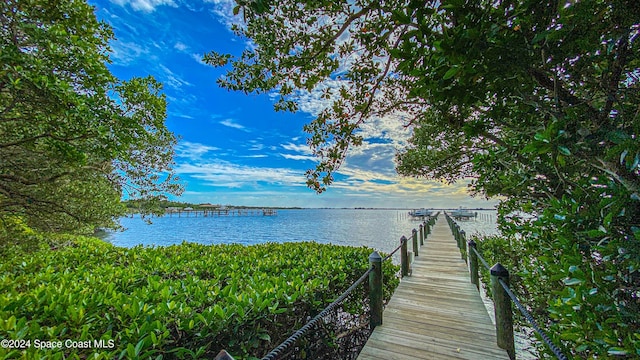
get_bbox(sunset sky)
[90,0,500,209]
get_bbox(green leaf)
[620,149,629,165]
[531,31,549,44]
[563,278,582,286]
[135,338,145,356]
[607,347,629,356]
[443,67,460,80]
[607,130,629,144]
[534,133,549,143]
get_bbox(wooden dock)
[357,216,510,360]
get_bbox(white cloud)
[191,53,208,66]
[109,0,177,12]
[279,142,315,161]
[176,141,219,160]
[219,118,246,130]
[203,0,243,29]
[281,154,316,161]
[292,79,347,116]
[175,161,306,188]
[158,64,193,89]
[108,40,148,65]
[174,42,188,51]
[248,142,264,151]
[280,142,313,155]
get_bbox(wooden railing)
[445,213,568,360]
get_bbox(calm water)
[105,209,498,258]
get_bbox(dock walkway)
[357,216,510,360]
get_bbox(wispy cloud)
[203,0,243,29]
[108,40,149,65]
[175,161,306,188]
[174,41,188,51]
[279,142,315,161]
[176,141,220,161]
[158,64,193,90]
[219,118,246,130]
[191,53,208,66]
[109,0,177,12]
[281,154,316,161]
[281,142,312,154]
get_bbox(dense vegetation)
[209,0,639,357]
[0,0,181,240]
[0,235,399,359]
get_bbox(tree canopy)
[0,0,182,236]
[208,0,639,357]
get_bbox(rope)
[498,279,568,360]
[261,266,374,360]
[382,238,405,262]
[471,246,491,271]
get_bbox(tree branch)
[602,31,630,123]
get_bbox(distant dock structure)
[164,206,277,218]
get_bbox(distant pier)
[165,208,277,217]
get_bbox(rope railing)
[498,279,569,360]
[382,237,406,262]
[261,267,374,360]
[217,215,438,360]
[444,212,568,360]
[470,243,491,271]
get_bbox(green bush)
[0,237,399,359]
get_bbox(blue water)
[106,209,498,254]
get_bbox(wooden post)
[214,350,234,360]
[369,251,383,329]
[468,240,479,290]
[419,224,424,246]
[459,230,466,259]
[401,236,409,277]
[412,229,419,257]
[490,263,515,360]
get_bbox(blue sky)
[90,0,499,209]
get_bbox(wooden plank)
[357,216,509,360]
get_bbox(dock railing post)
[214,350,234,360]
[459,230,466,259]
[369,251,383,329]
[412,229,419,257]
[452,223,458,244]
[419,224,424,246]
[400,236,409,277]
[468,240,479,290]
[467,240,480,291]
[491,263,515,360]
